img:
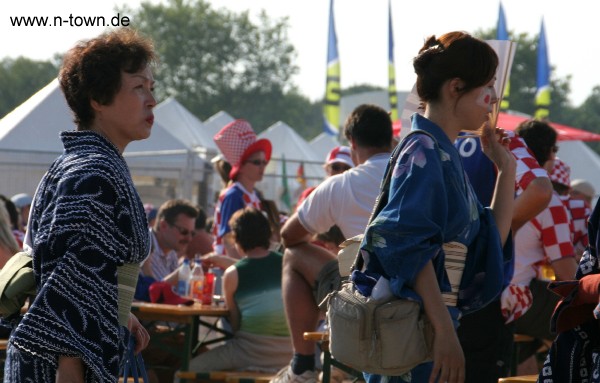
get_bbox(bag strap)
[122,334,149,383]
[351,130,437,272]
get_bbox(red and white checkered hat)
[325,146,354,168]
[550,157,571,187]
[213,119,272,179]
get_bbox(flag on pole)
[280,155,291,211]
[535,19,551,120]
[388,0,398,123]
[296,161,306,190]
[497,2,511,111]
[323,0,341,136]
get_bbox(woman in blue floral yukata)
[358,31,517,383]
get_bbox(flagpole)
[388,0,398,123]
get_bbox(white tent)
[556,141,600,202]
[257,121,326,210]
[203,111,235,142]
[154,97,217,152]
[0,79,210,206]
[310,132,339,162]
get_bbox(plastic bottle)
[177,258,191,296]
[189,259,205,300]
[202,267,215,305]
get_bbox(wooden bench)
[175,370,275,383]
[303,331,364,383]
[498,375,538,382]
[0,339,8,351]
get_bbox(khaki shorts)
[314,259,341,309]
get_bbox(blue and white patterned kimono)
[360,114,512,382]
[5,131,150,383]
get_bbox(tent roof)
[0,79,70,153]
[309,132,339,162]
[259,121,321,162]
[498,112,600,141]
[0,79,195,155]
[258,121,325,180]
[203,111,235,140]
[556,141,600,199]
[154,97,217,151]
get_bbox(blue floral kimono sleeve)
[362,131,456,301]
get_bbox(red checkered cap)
[550,157,571,187]
[214,120,258,165]
[213,119,272,179]
[325,146,354,168]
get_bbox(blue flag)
[323,0,340,136]
[388,0,398,122]
[497,2,510,110]
[497,2,508,40]
[535,19,551,120]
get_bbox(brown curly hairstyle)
[59,28,156,130]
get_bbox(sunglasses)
[170,222,196,237]
[245,159,269,166]
[330,164,351,173]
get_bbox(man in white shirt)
[271,104,393,383]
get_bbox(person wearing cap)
[272,104,393,383]
[296,146,354,209]
[10,192,32,232]
[186,207,292,374]
[508,120,579,375]
[550,158,591,260]
[570,179,596,207]
[5,29,154,382]
[212,119,272,259]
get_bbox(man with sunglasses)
[141,198,199,283]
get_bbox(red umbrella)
[497,112,600,142]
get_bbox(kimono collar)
[60,130,123,158]
[410,113,454,149]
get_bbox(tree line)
[1,0,599,151]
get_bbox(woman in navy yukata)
[359,31,516,383]
[5,28,156,382]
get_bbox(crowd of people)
[1,27,600,383]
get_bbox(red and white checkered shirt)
[509,133,548,195]
[501,133,554,323]
[560,195,590,254]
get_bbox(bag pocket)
[376,300,432,373]
[327,285,368,368]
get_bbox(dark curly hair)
[228,207,272,253]
[413,31,498,105]
[59,28,156,129]
[515,119,558,166]
[343,104,392,149]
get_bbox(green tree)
[0,57,58,119]
[571,86,600,152]
[127,0,309,132]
